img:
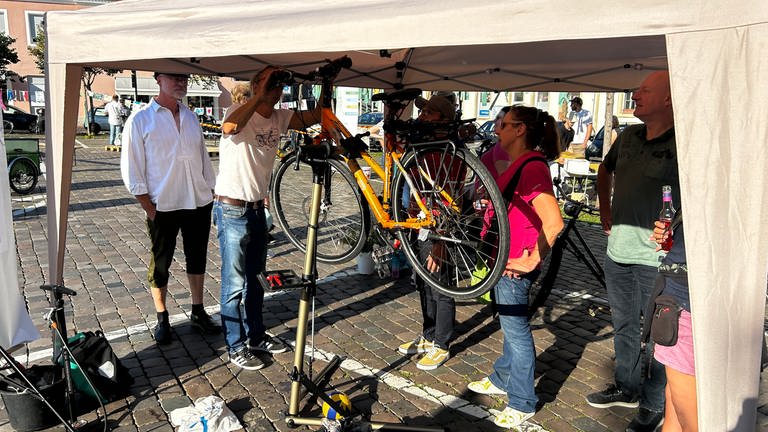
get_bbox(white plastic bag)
[169,395,242,432]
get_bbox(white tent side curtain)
[42,1,768,430]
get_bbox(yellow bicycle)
[271,57,510,299]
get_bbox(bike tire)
[391,144,510,299]
[8,157,39,195]
[271,153,371,265]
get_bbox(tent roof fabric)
[40,1,768,431]
[44,0,762,92]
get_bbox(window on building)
[535,92,549,111]
[25,11,44,46]
[512,92,524,103]
[0,10,8,35]
[623,92,636,111]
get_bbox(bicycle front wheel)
[391,144,510,299]
[271,154,371,264]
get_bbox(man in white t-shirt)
[565,96,593,157]
[214,66,324,370]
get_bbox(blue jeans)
[488,275,537,413]
[604,257,666,412]
[109,124,122,146]
[213,201,268,354]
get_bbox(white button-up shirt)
[121,99,215,211]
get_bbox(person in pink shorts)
[651,212,697,431]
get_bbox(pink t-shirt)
[481,146,552,259]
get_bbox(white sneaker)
[493,406,534,428]
[467,377,506,395]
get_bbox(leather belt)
[215,195,263,209]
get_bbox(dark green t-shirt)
[602,124,680,266]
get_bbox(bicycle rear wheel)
[391,144,510,299]
[271,153,371,264]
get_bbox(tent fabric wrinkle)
[39,1,768,430]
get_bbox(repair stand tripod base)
[281,150,444,432]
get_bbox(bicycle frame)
[313,83,451,232]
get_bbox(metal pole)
[131,70,138,102]
[288,182,323,415]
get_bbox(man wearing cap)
[565,96,593,157]
[397,92,458,371]
[121,71,220,345]
[415,91,458,122]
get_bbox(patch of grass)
[559,204,601,225]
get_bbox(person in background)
[588,70,678,432]
[651,211,697,432]
[564,96,593,157]
[230,83,251,105]
[468,105,563,429]
[214,65,323,370]
[105,95,125,146]
[586,115,620,160]
[397,93,458,371]
[121,72,220,345]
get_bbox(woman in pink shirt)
[468,105,564,428]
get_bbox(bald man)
[587,71,679,432]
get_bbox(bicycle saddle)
[372,88,422,104]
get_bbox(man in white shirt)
[214,66,322,370]
[565,96,593,157]
[105,95,124,146]
[121,72,220,345]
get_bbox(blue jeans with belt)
[213,201,268,354]
[488,274,538,414]
[604,257,666,413]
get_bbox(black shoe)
[154,322,172,345]
[585,384,639,409]
[267,233,277,246]
[190,310,222,335]
[249,334,289,354]
[229,348,265,371]
[626,408,664,432]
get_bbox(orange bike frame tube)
[319,108,435,230]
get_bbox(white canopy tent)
[40,1,767,429]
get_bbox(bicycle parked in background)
[270,57,510,299]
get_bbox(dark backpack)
[66,331,133,402]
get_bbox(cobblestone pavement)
[3,141,767,431]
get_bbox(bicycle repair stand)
[553,178,605,289]
[0,285,80,432]
[552,177,607,316]
[259,145,444,431]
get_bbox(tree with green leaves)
[0,32,20,81]
[29,24,121,135]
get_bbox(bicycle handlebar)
[291,56,353,83]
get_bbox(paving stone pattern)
[3,142,767,431]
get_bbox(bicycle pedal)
[258,270,305,291]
